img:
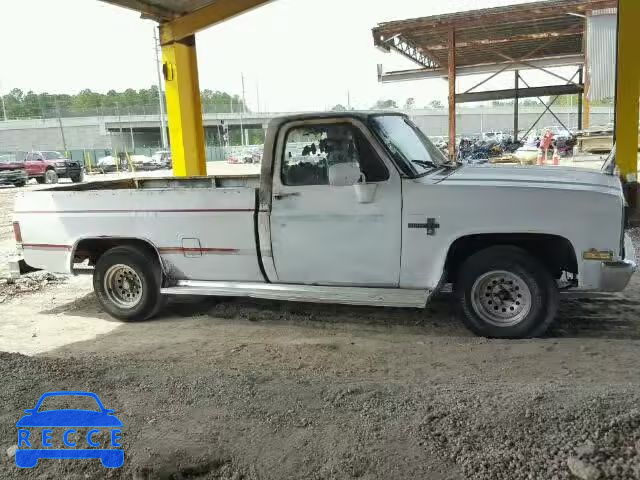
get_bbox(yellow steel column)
[615,0,640,184]
[161,33,207,177]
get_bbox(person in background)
[539,128,554,165]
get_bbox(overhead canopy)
[100,0,273,43]
[373,0,617,77]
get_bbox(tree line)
[1,87,249,119]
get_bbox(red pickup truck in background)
[24,151,84,184]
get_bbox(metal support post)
[447,28,456,161]
[514,70,519,142]
[615,0,640,221]
[577,68,583,131]
[160,33,207,177]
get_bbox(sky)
[0,0,575,112]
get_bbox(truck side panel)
[14,187,264,282]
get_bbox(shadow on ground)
[39,289,640,340]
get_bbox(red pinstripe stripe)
[21,244,239,254]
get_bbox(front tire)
[71,171,84,183]
[93,246,163,322]
[454,246,558,338]
[44,169,58,184]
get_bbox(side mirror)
[328,162,361,187]
[353,173,377,204]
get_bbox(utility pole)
[256,82,261,113]
[347,90,351,110]
[54,98,67,152]
[116,102,124,151]
[153,27,168,150]
[129,107,135,151]
[240,73,246,146]
[0,80,7,121]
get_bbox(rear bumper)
[599,235,636,292]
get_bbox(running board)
[161,281,429,308]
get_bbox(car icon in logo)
[15,391,123,468]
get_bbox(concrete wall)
[0,107,615,153]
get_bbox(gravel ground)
[0,185,639,479]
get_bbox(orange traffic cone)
[537,149,544,165]
[552,148,560,166]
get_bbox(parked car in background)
[482,131,510,143]
[24,151,83,184]
[151,150,172,168]
[0,154,28,187]
[129,155,157,170]
[513,135,541,165]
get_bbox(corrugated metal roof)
[587,11,617,101]
[373,0,617,69]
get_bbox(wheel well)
[73,238,163,271]
[444,233,578,283]
[45,166,55,171]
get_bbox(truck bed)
[14,175,265,282]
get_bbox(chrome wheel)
[103,264,143,308]
[45,170,58,184]
[471,270,532,327]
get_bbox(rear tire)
[454,246,558,338]
[35,177,45,184]
[13,181,26,187]
[93,246,164,322]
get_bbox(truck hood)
[437,165,621,194]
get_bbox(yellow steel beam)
[615,0,640,182]
[160,0,273,45]
[161,34,207,177]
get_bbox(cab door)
[269,119,402,287]
[24,153,38,177]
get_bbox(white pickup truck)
[12,112,636,338]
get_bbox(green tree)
[331,104,347,111]
[0,85,249,119]
[428,100,444,109]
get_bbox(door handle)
[274,192,300,200]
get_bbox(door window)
[281,123,388,187]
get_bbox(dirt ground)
[0,181,639,480]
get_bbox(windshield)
[370,115,450,175]
[42,151,65,160]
